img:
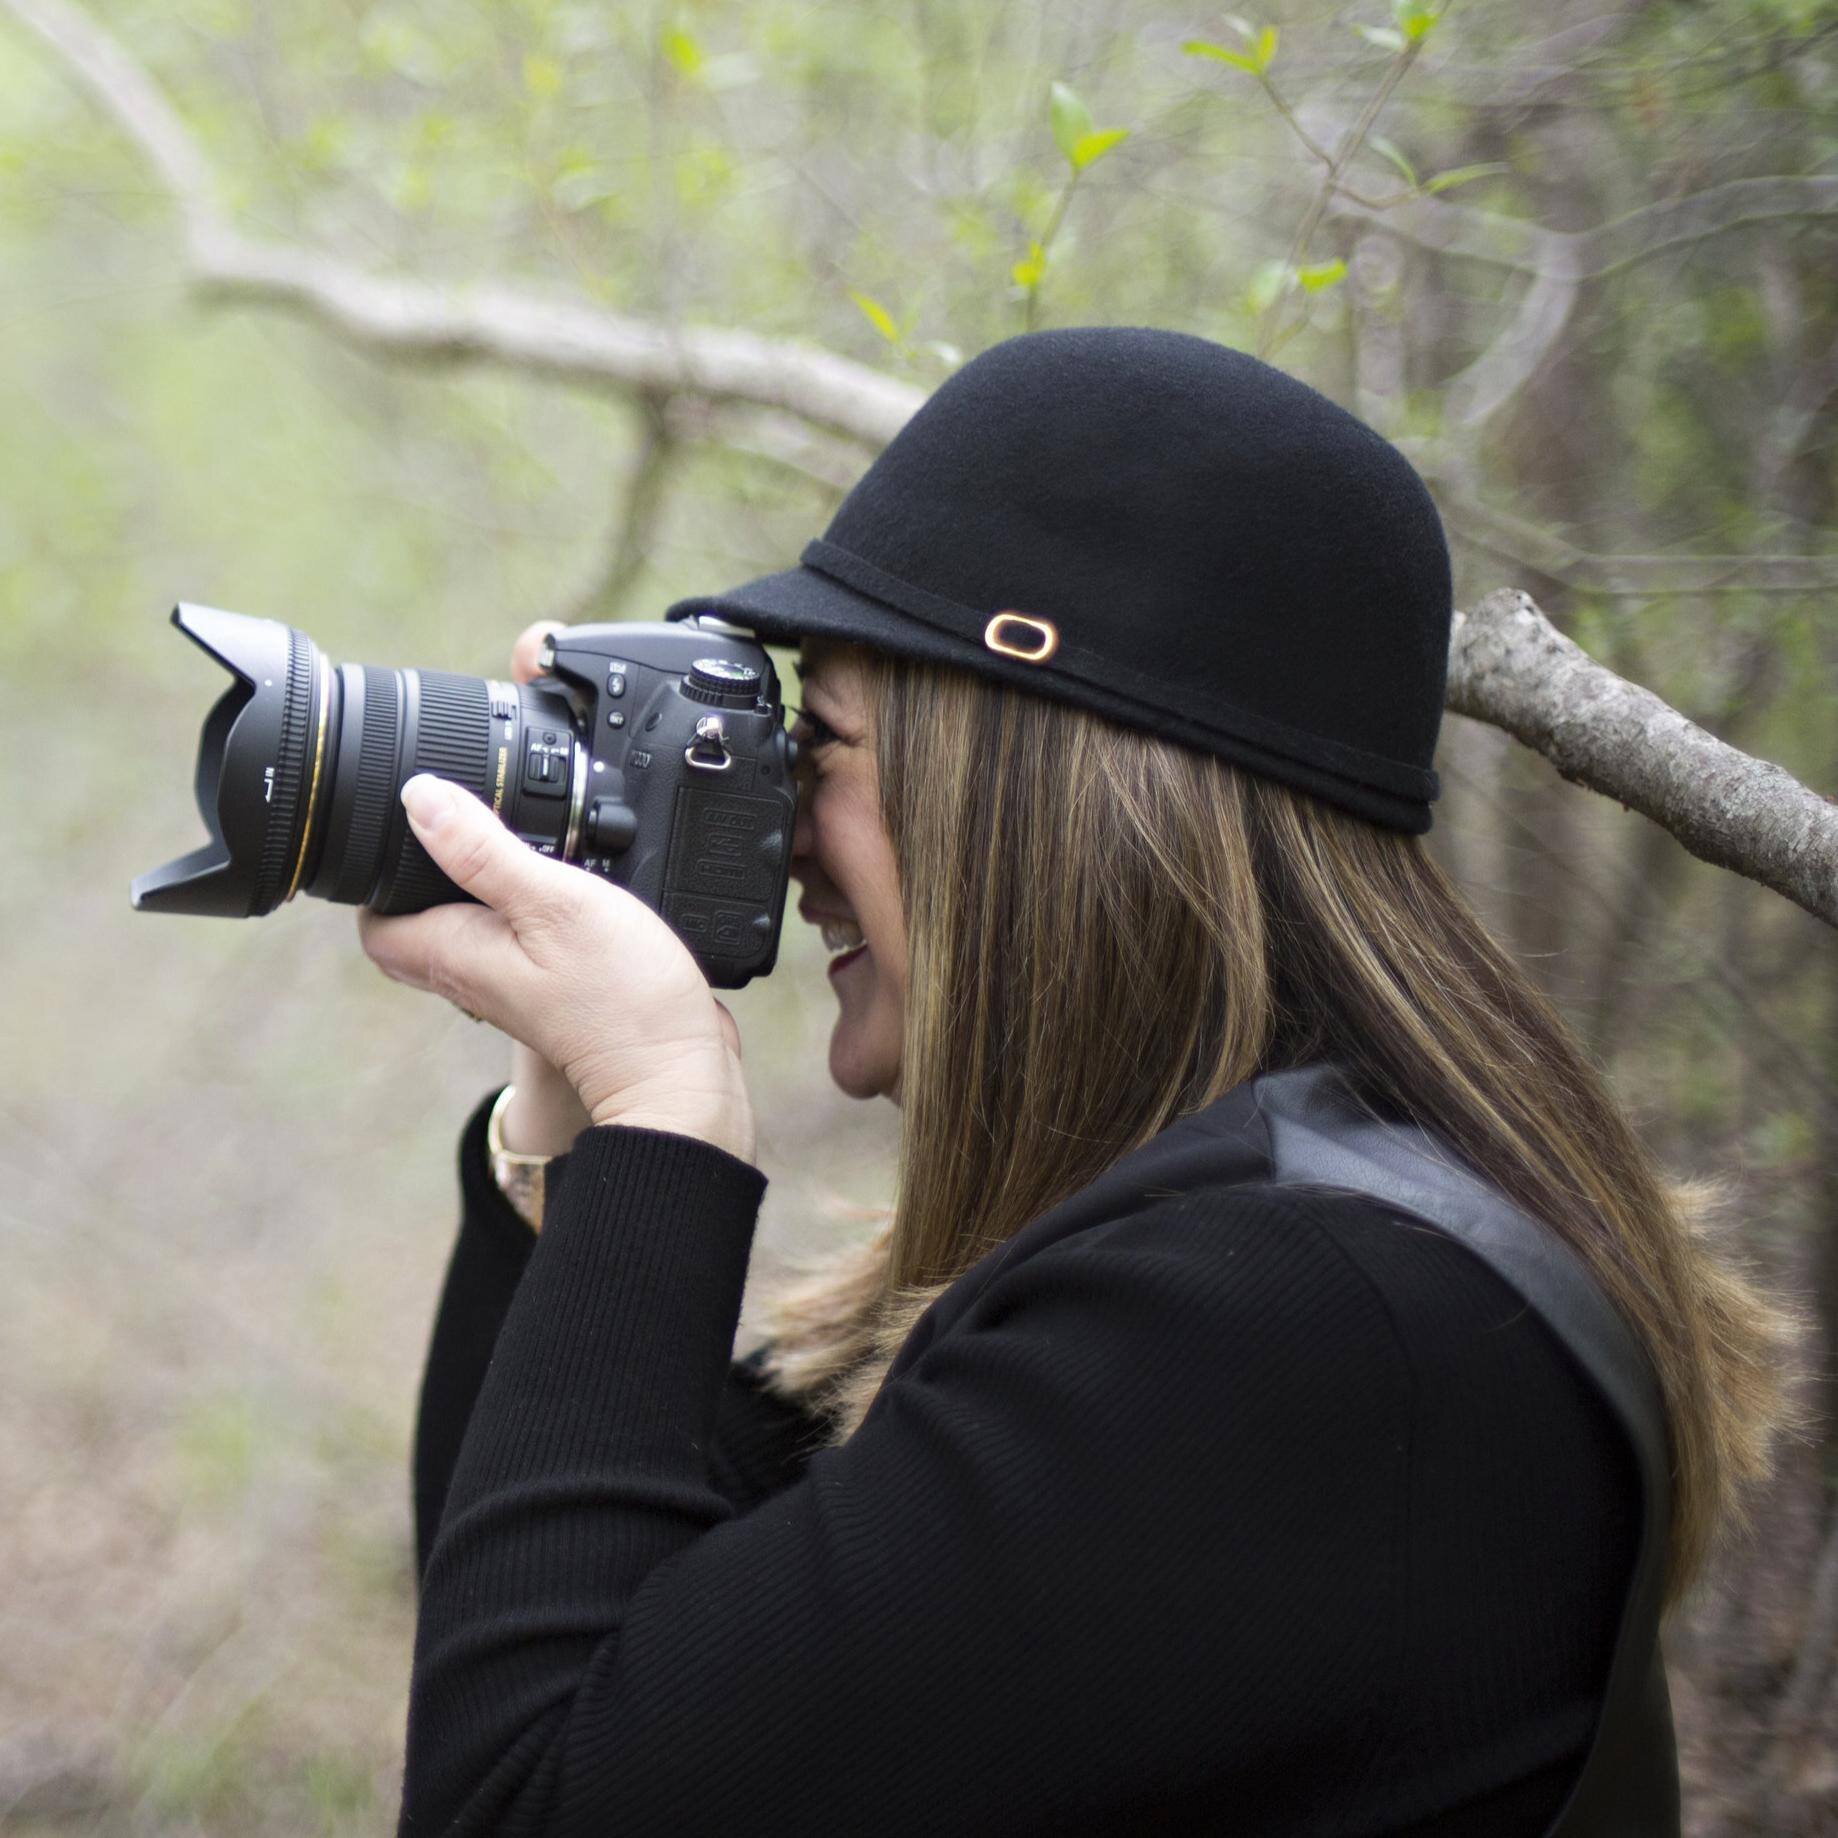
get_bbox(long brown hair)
[757,644,1793,1600]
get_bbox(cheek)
[848,823,904,978]
[821,782,894,909]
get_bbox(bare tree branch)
[662,400,869,496]
[0,0,923,448]
[1259,38,1425,360]
[179,238,922,444]
[1347,232,1409,432]
[1331,174,1838,443]
[558,396,679,623]
[1443,261,1579,433]
[4,0,214,225]
[1757,329,1838,511]
[1431,483,1838,594]
[1582,175,1838,281]
[1583,632,1787,1065]
[1332,173,1838,280]
[1449,590,1838,930]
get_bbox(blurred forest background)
[1,0,1834,1832]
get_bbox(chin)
[829,1028,900,1103]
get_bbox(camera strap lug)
[685,714,733,772]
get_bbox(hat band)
[799,538,1438,802]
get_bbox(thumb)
[511,619,567,685]
[401,774,565,917]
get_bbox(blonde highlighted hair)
[758,644,1793,1600]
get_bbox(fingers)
[358,775,743,1139]
[357,898,527,1029]
[401,774,579,923]
[511,619,567,685]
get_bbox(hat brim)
[666,565,996,678]
[666,563,1438,834]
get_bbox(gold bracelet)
[486,1084,550,1234]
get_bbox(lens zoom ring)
[331,666,403,906]
[381,671,494,913]
[252,627,314,914]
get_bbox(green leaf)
[1183,39,1260,74]
[1012,240,1048,289]
[522,53,564,99]
[1296,259,1347,293]
[1368,135,1418,189]
[661,28,705,77]
[1393,0,1441,42]
[1255,25,1279,72]
[848,291,902,344]
[1246,259,1293,316]
[1423,161,1510,195]
[1049,82,1094,167]
[1353,24,1407,51]
[1070,127,1130,170]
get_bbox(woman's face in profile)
[789,642,906,1104]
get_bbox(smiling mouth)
[819,919,865,956]
[813,916,868,978]
[826,941,868,978]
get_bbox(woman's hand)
[357,775,757,1169]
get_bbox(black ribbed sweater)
[403,1087,1638,1836]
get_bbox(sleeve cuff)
[461,1088,764,1263]
[548,1118,768,1246]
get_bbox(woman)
[361,328,1786,1836]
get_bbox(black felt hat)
[665,325,1452,833]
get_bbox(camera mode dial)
[684,656,763,707]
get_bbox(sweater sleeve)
[411,1092,825,1584]
[399,1161,1497,1836]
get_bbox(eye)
[787,702,841,753]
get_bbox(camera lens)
[132,605,579,918]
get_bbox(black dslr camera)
[131,605,798,988]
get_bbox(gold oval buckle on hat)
[983,611,1059,664]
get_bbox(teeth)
[820,919,865,955]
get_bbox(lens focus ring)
[374,670,493,914]
[251,627,316,915]
[329,666,402,906]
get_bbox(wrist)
[501,1069,591,1157]
[582,1044,756,1167]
